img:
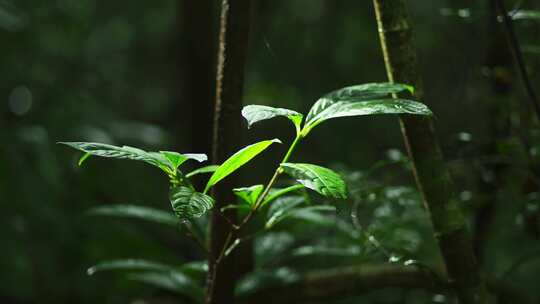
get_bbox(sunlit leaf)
[280,163,347,199]
[186,165,219,178]
[303,99,431,135]
[170,186,214,221]
[204,139,281,193]
[160,151,187,169]
[87,204,178,227]
[242,105,303,132]
[233,184,264,207]
[59,142,206,175]
[511,10,540,20]
[60,142,165,167]
[184,153,208,162]
[305,83,414,122]
[160,151,207,171]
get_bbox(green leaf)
[60,142,165,167]
[284,206,336,226]
[262,184,305,207]
[242,105,303,133]
[160,151,207,170]
[303,99,431,135]
[265,195,336,228]
[159,151,186,169]
[305,83,414,122]
[87,259,204,301]
[302,83,430,135]
[204,139,281,193]
[254,232,295,267]
[170,186,214,221]
[59,142,206,174]
[266,196,304,228]
[87,259,172,275]
[87,204,178,227]
[267,206,336,228]
[511,10,540,21]
[280,163,347,199]
[186,165,219,178]
[233,184,264,207]
[128,271,204,302]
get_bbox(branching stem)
[214,134,302,266]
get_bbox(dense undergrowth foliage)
[61,83,432,303]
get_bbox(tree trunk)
[176,0,216,155]
[473,0,512,263]
[372,1,488,303]
[206,1,252,303]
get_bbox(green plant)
[60,82,431,302]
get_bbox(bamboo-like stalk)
[206,0,252,303]
[372,1,488,303]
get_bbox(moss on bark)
[372,1,488,303]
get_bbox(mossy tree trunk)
[372,1,488,303]
[206,0,252,303]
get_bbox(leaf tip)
[187,153,208,163]
[57,141,75,148]
[405,84,415,94]
[241,105,253,128]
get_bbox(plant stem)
[281,134,301,164]
[237,134,301,227]
[214,134,303,267]
[214,231,233,265]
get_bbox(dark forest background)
[1,1,540,303]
